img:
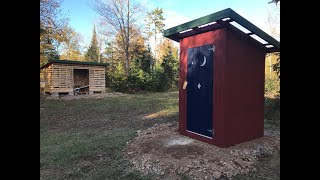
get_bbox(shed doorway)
[73,69,89,94]
[187,44,214,138]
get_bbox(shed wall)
[43,63,105,94]
[44,64,53,93]
[223,28,265,146]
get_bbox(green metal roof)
[40,60,109,69]
[164,8,280,53]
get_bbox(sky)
[61,0,280,49]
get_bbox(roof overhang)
[163,8,280,53]
[40,60,109,69]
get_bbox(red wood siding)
[178,27,266,148]
[223,28,265,147]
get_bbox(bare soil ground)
[124,122,280,180]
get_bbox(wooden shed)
[164,8,280,147]
[40,60,108,96]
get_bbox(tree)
[130,33,153,73]
[95,21,110,63]
[85,26,99,62]
[40,0,68,66]
[91,0,143,76]
[142,46,153,73]
[158,38,179,65]
[160,44,177,89]
[104,42,116,66]
[111,61,127,92]
[266,0,280,78]
[59,26,83,60]
[105,26,151,81]
[145,7,165,64]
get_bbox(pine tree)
[141,47,153,73]
[145,7,165,65]
[85,26,99,62]
[161,45,175,89]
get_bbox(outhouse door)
[187,44,214,138]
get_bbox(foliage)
[264,95,280,122]
[91,0,143,76]
[266,1,280,79]
[145,7,165,41]
[85,26,99,62]
[129,31,153,73]
[108,42,178,93]
[160,44,177,90]
[265,78,279,95]
[109,65,166,93]
[59,26,83,60]
[110,62,127,92]
[272,52,280,78]
[264,57,280,122]
[158,39,178,64]
[145,7,165,64]
[265,54,280,97]
[40,0,68,66]
[91,1,178,92]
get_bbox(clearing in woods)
[40,91,279,179]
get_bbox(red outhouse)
[164,8,280,148]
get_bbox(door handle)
[183,81,188,90]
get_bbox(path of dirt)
[45,92,126,100]
[124,122,280,180]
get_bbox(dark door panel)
[187,44,214,137]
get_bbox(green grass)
[40,91,279,179]
[40,129,134,165]
[40,92,179,179]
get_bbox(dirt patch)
[46,92,126,100]
[124,122,280,180]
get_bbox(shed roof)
[40,60,109,69]
[164,8,280,53]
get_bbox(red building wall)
[223,29,265,147]
[178,27,265,148]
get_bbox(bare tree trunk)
[91,0,142,75]
[98,36,102,63]
[125,0,130,76]
[67,45,69,59]
[154,22,157,64]
[98,46,101,63]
